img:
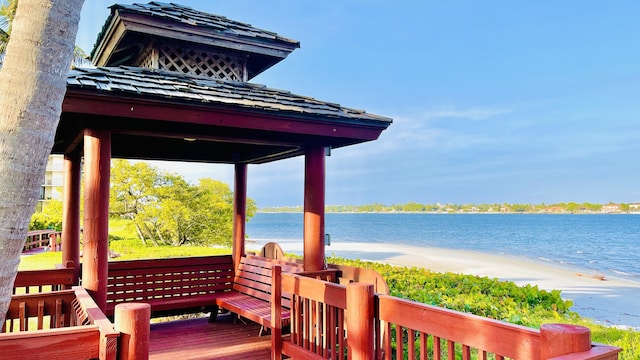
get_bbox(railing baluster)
[395,325,403,360]
[420,332,428,360]
[55,298,64,328]
[338,308,345,359]
[19,302,27,331]
[433,336,441,360]
[461,344,471,360]
[383,321,392,360]
[37,300,45,330]
[447,339,455,360]
[408,328,416,359]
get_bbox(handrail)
[1,285,118,360]
[378,294,540,359]
[271,270,622,360]
[73,286,119,359]
[13,263,75,294]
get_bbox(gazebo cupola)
[90,2,300,81]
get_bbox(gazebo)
[54,2,391,310]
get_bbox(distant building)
[38,154,64,211]
[601,203,621,213]
[545,206,565,213]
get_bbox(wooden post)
[83,128,111,311]
[232,163,247,271]
[115,303,151,360]
[271,265,282,360]
[303,147,325,271]
[62,153,81,283]
[540,324,591,359]
[346,283,375,360]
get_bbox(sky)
[75,1,640,208]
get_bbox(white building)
[38,154,64,210]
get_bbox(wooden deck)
[149,313,272,360]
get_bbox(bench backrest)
[233,255,303,306]
[106,255,234,314]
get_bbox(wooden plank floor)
[149,313,272,360]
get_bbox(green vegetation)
[326,256,639,359]
[262,201,638,214]
[29,200,63,230]
[110,160,256,247]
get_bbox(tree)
[1,0,89,69]
[0,0,84,324]
[0,0,17,56]
[110,160,256,247]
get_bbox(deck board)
[149,313,272,360]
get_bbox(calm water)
[246,213,640,282]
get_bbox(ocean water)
[246,212,640,282]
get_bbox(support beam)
[303,147,325,271]
[62,153,81,284]
[232,163,247,271]
[83,128,111,311]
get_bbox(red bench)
[212,255,303,333]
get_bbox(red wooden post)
[271,265,282,360]
[115,303,151,360]
[232,163,247,271]
[303,146,325,271]
[83,128,111,311]
[62,153,81,283]
[540,323,591,359]
[346,283,375,360]
[48,233,56,251]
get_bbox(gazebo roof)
[91,2,300,80]
[56,66,392,164]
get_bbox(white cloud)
[421,106,513,121]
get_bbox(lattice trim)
[136,45,156,69]
[158,45,245,81]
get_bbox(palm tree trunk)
[0,0,84,325]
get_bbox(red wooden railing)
[23,229,62,252]
[272,269,622,360]
[13,261,76,294]
[1,286,119,360]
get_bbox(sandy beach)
[267,241,640,330]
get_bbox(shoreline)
[255,240,640,330]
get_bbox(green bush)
[326,256,639,359]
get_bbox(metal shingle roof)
[67,66,392,125]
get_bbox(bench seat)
[213,255,303,331]
[214,291,289,328]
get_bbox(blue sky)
[76,1,640,207]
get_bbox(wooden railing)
[272,270,622,360]
[13,261,76,294]
[1,286,119,359]
[106,255,234,317]
[23,229,62,252]
[272,266,349,359]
